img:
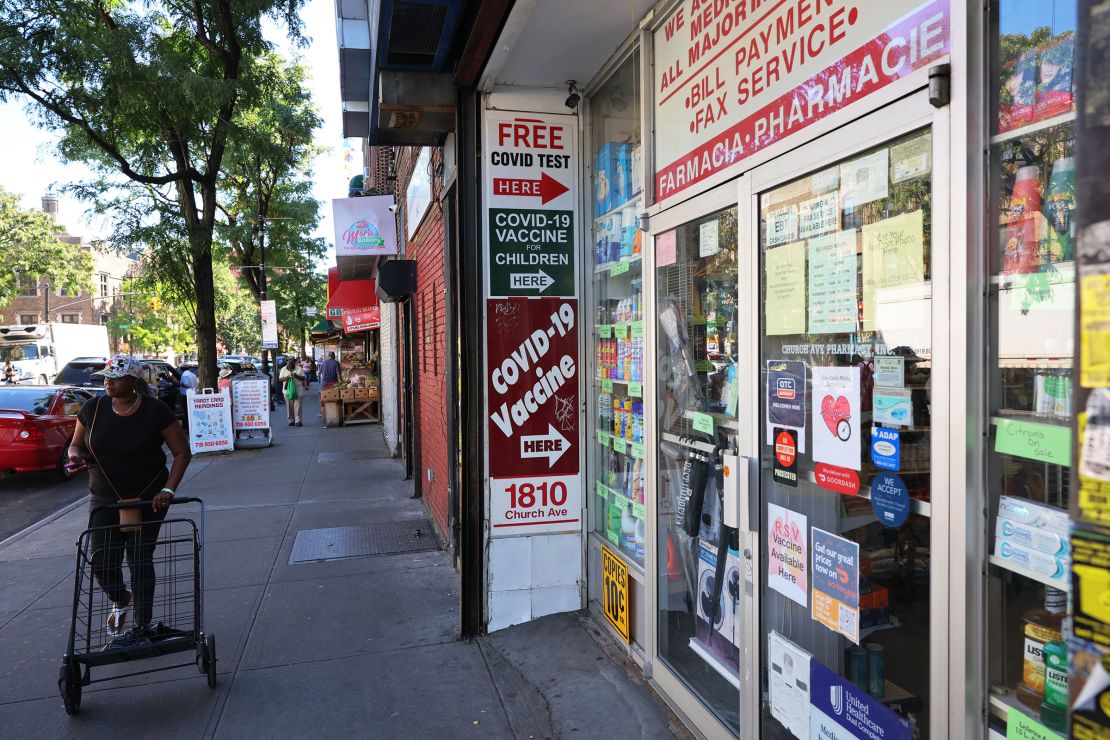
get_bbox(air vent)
[386,1,447,66]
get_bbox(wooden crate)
[320,387,341,402]
[367,386,381,400]
[340,388,357,401]
[352,386,370,401]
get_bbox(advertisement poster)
[768,502,808,606]
[186,389,234,454]
[812,527,860,643]
[341,305,380,333]
[773,429,799,488]
[810,659,911,740]
[260,299,278,350]
[231,377,269,430]
[861,211,925,331]
[807,231,858,333]
[483,111,577,298]
[766,205,798,247]
[839,150,890,209]
[652,0,951,202]
[766,242,806,335]
[332,195,398,257]
[812,367,862,471]
[767,359,807,429]
[769,631,811,740]
[798,192,839,239]
[1080,274,1110,387]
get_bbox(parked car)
[53,357,109,392]
[0,385,95,479]
[56,358,185,422]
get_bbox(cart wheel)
[205,633,217,688]
[197,634,209,675]
[58,660,81,715]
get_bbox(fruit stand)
[320,367,380,427]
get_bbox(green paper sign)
[596,481,608,498]
[611,260,630,276]
[632,502,646,519]
[599,324,612,339]
[628,381,642,398]
[692,412,715,435]
[1005,708,1063,740]
[597,430,610,447]
[631,442,644,459]
[607,528,621,546]
[612,323,628,339]
[631,320,644,338]
[994,418,1071,466]
[613,437,627,455]
[601,379,613,393]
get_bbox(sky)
[0,0,351,266]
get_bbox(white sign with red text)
[653,0,950,202]
[231,377,270,430]
[342,305,380,333]
[186,388,234,454]
[490,475,582,537]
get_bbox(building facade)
[336,0,1110,737]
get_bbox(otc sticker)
[870,472,910,528]
[773,428,799,488]
[871,427,901,471]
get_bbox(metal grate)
[288,520,435,564]
[386,1,447,65]
[315,450,391,463]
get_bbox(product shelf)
[990,411,1072,428]
[596,481,646,520]
[594,252,643,275]
[990,110,1077,145]
[988,554,1071,593]
[594,193,643,221]
[987,686,1064,736]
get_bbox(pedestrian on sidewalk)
[179,364,198,391]
[66,354,192,641]
[217,366,233,392]
[279,357,304,426]
[299,356,311,391]
[319,351,342,388]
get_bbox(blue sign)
[767,360,806,429]
[871,473,910,528]
[870,427,900,471]
[810,659,911,740]
[812,527,859,609]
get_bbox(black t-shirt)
[77,394,176,505]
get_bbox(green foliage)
[0,187,93,301]
[109,281,192,356]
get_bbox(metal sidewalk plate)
[288,520,435,563]
[315,450,391,463]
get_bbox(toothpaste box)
[994,540,1070,589]
[997,496,1070,536]
[595,142,632,216]
[995,517,1070,558]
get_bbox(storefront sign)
[769,632,811,740]
[870,472,910,528]
[766,205,798,247]
[490,475,581,536]
[231,377,269,430]
[767,359,806,426]
[483,111,577,298]
[994,418,1071,467]
[812,366,862,470]
[186,389,234,454]
[407,147,432,238]
[810,659,911,740]
[768,502,807,606]
[812,527,860,643]
[332,195,398,256]
[260,299,278,350]
[871,427,901,471]
[798,191,839,239]
[652,0,951,202]
[341,305,380,333]
[815,463,860,495]
[773,428,799,488]
[601,544,631,642]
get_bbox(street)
[0,472,87,543]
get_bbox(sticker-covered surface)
[811,527,860,643]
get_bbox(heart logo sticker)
[821,395,852,441]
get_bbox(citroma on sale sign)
[652,0,951,202]
[486,297,581,536]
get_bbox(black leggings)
[88,499,168,628]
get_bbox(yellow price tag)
[601,545,630,642]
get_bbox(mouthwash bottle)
[1039,639,1068,733]
[1017,587,1067,710]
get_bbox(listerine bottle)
[1017,587,1067,709]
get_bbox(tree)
[269,267,327,355]
[0,187,92,301]
[0,0,305,386]
[109,284,192,358]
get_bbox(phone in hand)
[64,458,88,474]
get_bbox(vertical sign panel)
[260,299,278,350]
[484,111,578,298]
[602,544,631,642]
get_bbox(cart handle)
[89,496,204,514]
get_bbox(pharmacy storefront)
[477,0,1083,737]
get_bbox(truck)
[0,323,110,384]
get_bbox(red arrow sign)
[492,172,569,204]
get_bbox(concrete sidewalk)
[0,389,682,739]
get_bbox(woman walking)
[67,355,192,642]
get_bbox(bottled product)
[1017,587,1067,709]
[1041,157,1075,265]
[621,207,637,259]
[633,518,645,561]
[621,505,636,550]
[1002,165,1043,275]
[1040,639,1068,732]
[866,643,886,699]
[847,646,867,688]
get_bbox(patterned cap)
[93,354,144,379]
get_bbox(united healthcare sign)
[332,195,398,257]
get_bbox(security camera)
[388,204,398,212]
[565,80,580,110]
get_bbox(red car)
[0,386,94,478]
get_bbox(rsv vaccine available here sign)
[483,111,577,297]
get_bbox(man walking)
[180,365,198,391]
[319,351,342,388]
[279,357,304,426]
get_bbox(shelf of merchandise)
[594,193,643,222]
[595,429,646,459]
[681,409,740,432]
[596,481,646,520]
[987,554,1070,592]
[990,412,1072,428]
[990,110,1076,145]
[987,686,1064,736]
[594,252,643,275]
[859,616,902,640]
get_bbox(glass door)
[751,102,946,738]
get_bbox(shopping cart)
[58,497,215,714]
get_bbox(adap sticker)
[871,473,910,528]
[871,427,900,471]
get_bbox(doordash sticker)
[812,367,861,470]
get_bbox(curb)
[0,493,89,552]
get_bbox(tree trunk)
[191,241,219,389]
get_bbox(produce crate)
[320,387,341,402]
[368,386,381,400]
[340,388,357,402]
[352,387,370,401]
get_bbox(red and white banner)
[341,305,380,333]
[653,0,950,202]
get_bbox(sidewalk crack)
[477,637,558,740]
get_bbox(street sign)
[306,307,317,316]
[484,112,577,298]
[602,545,630,642]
